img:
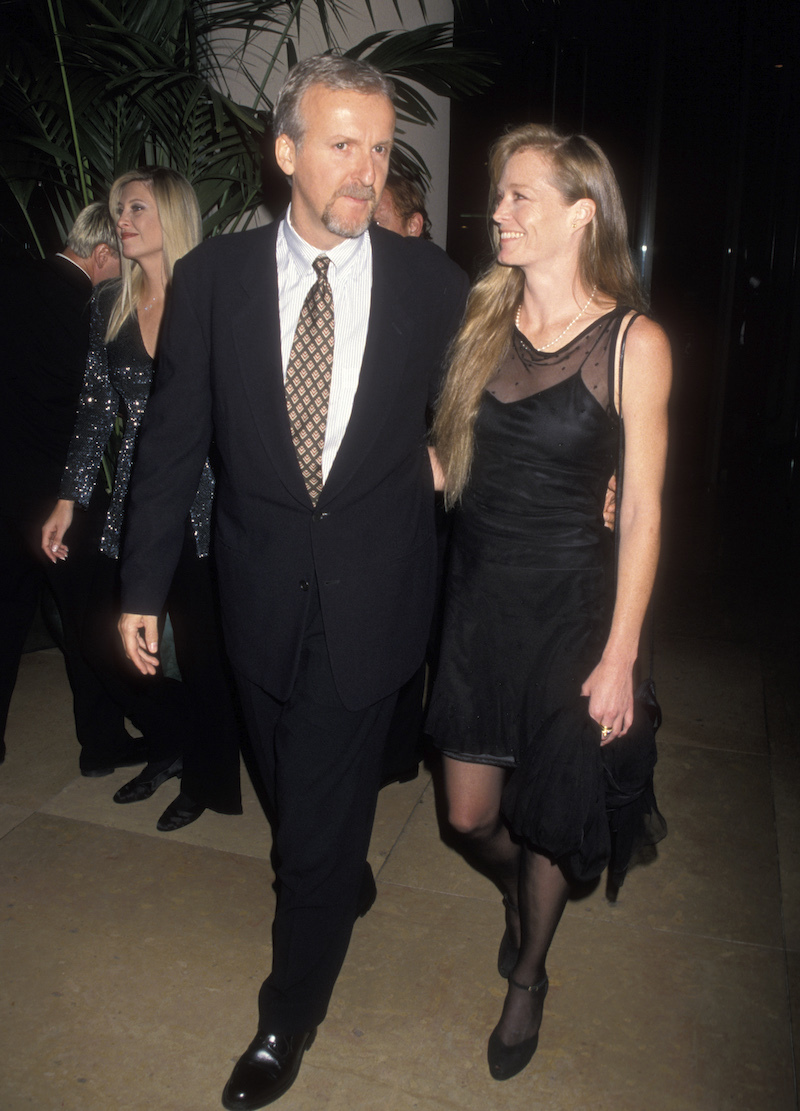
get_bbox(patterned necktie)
[284,255,334,502]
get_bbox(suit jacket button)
[312,510,328,522]
[299,580,310,591]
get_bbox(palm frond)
[0,0,494,253]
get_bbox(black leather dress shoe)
[156,791,206,831]
[112,756,183,804]
[221,1028,316,1110]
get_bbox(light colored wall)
[215,0,453,246]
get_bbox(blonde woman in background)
[43,167,242,831]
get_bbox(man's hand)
[118,612,160,676]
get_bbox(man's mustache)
[333,183,377,203]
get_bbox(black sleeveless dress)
[427,308,663,882]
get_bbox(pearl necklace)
[515,285,598,350]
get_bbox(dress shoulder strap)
[607,308,643,418]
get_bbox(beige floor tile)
[573,742,783,947]
[0,802,33,838]
[1,813,273,1111]
[763,652,800,759]
[773,756,800,951]
[371,772,432,877]
[655,636,767,752]
[787,950,800,1110]
[1,648,82,808]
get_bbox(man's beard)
[322,183,378,239]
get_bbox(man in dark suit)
[0,204,138,772]
[118,54,468,1109]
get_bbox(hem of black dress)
[435,747,516,769]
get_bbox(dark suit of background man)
[118,54,469,1110]
[0,205,143,773]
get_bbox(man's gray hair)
[65,201,118,258]
[273,53,395,145]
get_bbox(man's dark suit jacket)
[0,254,92,521]
[121,222,469,710]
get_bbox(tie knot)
[313,256,330,281]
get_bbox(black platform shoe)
[487,975,549,1081]
[221,1028,316,1110]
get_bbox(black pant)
[85,528,242,813]
[0,493,133,768]
[236,580,398,1033]
[165,528,242,814]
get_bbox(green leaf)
[0,0,495,253]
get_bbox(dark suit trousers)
[235,578,398,1034]
[164,527,243,815]
[83,526,242,812]
[0,491,133,767]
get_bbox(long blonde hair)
[434,124,646,507]
[106,167,202,342]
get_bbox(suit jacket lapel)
[321,229,413,501]
[229,223,310,505]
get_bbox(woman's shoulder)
[616,310,672,403]
[621,311,670,361]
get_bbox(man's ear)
[275,134,296,177]
[90,242,120,282]
[406,212,424,238]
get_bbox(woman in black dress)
[427,126,671,1080]
[42,167,241,830]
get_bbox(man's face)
[275,84,395,250]
[372,188,407,235]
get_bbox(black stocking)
[457,817,522,947]
[495,845,569,1045]
[462,816,520,897]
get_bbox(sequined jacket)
[60,280,213,558]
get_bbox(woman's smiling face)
[492,149,575,270]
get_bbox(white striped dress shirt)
[277,209,372,483]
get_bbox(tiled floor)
[1,494,798,1110]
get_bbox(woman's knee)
[447,799,501,839]
[443,758,505,838]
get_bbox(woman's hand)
[603,473,617,530]
[581,654,634,745]
[41,499,75,563]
